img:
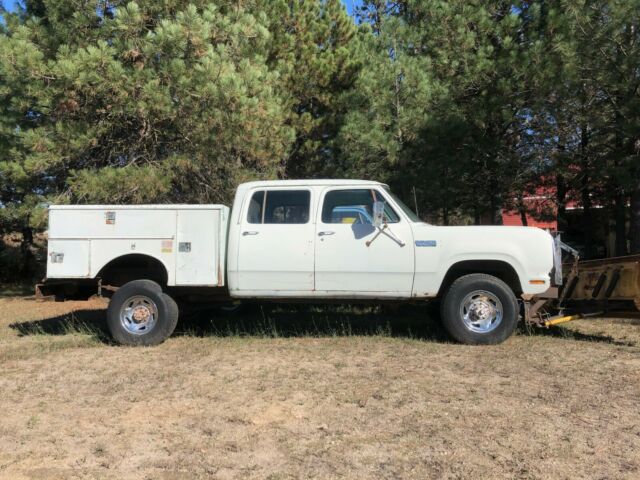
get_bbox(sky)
[342,0,363,16]
[2,1,364,16]
[1,0,17,11]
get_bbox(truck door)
[314,187,414,295]
[237,188,315,292]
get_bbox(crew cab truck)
[40,180,558,346]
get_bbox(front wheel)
[107,280,179,346]
[440,273,519,345]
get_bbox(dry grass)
[1,295,639,479]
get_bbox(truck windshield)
[384,187,421,222]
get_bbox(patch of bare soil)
[0,296,639,479]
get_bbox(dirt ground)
[0,294,639,480]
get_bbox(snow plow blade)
[524,237,640,326]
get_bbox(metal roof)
[238,179,385,188]
[48,204,226,210]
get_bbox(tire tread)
[106,280,178,346]
[440,273,519,345]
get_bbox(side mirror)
[372,201,385,228]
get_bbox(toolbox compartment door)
[47,239,91,278]
[175,209,220,286]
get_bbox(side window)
[247,191,264,224]
[247,190,310,224]
[321,189,400,224]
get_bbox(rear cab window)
[247,190,311,224]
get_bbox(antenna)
[412,186,419,217]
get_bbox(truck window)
[247,190,310,224]
[247,191,265,223]
[321,189,399,224]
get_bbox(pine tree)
[532,0,640,257]
[336,8,449,219]
[340,0,537,224]
[0,1,295,275]
[245,0,363,177]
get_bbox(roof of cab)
[238,179,385,189]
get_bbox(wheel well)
[97,254,168,287]
[437,260,522,297]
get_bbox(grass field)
[1,294,639,479]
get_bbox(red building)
[502,184,615,258]
[502,183,561,230]
[502,209,557,229]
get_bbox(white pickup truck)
[40,179,560,345]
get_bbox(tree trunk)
[614,192,627,256]
[490,192,503,225]
[580,126,593,259]
[613,110,627,257]
[581,183,593,259]
[519,207,528,227]
[517,194,528,226]
[441,168,449,226]
[556,173,567,232]
[630,187,640,254]
[20,226,34,279]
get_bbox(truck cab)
[41,179,558,346]
[227,180,416,297]
[226,180,553,299]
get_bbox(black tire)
[440,273,519,345]
[162,293,180,327]
[130,279,163,293]
[107,280,178,346]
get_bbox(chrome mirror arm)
[366,223,406,247]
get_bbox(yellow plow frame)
[524,238,640,328]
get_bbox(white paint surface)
[47,180,555,298]
[47,205,228,286]
[313,186,415,294]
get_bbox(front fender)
[438,253,528,291]
[410,225,554,296]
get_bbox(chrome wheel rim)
[120,295,158,335]
[460,290,503,333]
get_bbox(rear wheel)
[107,280,179,346]
[440,273,518,345]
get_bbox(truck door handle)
[243,231,259,236]
[318,231,335,236]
